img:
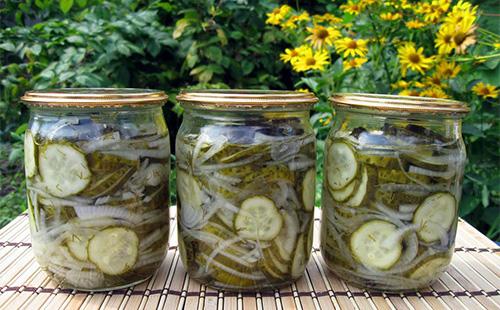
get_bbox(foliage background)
[0,0,498,240]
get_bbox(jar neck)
[183,107,310,122]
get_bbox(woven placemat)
[0,207,499,310]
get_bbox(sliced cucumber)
[413,192,456,243]
[291,234,307,278]
[327,141,358,190]
[344,166,369,207]
[302,169,316,211]
[330,178,357,202]
[88,227,139,275]
[350,220,402,270]
[176,170,202,209]
[409,256,450,280]
[67,234,90,261]
[39,144,92,197]
[24,131,37,178]
[402,152,449,172]
[144,163,169,187]
[83,166,134,197]
[234,196,282,241]
[274,210,300,261]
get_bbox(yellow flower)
[340,1,364,15]
[421,0,451,23]
[296,11,310,22]
[494,43,500,50]
[391,80,411,89]
[399,89,420,96]
[282,16,299,30]
[296,88,310,93]
[280,45,308,64]
[436,61,461,78]
[343,57,368,71]
[472,82,498,99]
[398,42,434,76]
[266,5,292,25]
[452,15,477,54]
[380,12,403,21]
[406,20,426,29]
[335,37,369,58]
[435,24,456,54]
[293,48,330,72]
[424,73,448,89]
[306,26,341,49]
[444,0,477,25]
[313,13,342,24]
[420,87,449,98]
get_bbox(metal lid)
[176,89,318,110]
[331,93,469,115]
[21,88,168,108]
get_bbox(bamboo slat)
[0,207,498,310]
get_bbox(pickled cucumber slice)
[24,131,37,178]
[330,179,357,202]
[274,210,300,261]
[83,166,134,197]
[88,227,139,275]
[350,220,402,270]
[402,152,449,172]
[291,234,307,278]
[234,196,282,241]
[39,144,92,197]
[409,256,450,280]
[345,166,369,207]
[177,170,202,209]
[67,234,89,261]
[327,141,358,190]
[413,192,456,243]
[302,169,316,211]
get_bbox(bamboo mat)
[0,207,499,310]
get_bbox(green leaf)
[60,0,74,14]
[76,0,87,7]
[482,185,490,207]
[0,42,16,52]
[205,46,222,63]
[459,195,480,217]
[173,19,190,39]
[241,60,254,75]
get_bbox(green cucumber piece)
[234,196,282,241]
[409,256,450,280]
[330,179,357,202]
[344,166,369,207]
[291,234,307,278]
[88,227,139,275]
[24,131,37,178]
[39,144,92,198]
[67,234,90,261]
[350,220,402,270]
[302,169,316,211]
[327,141,358,190]
[413,192,456,243]
[177,170,202,209]
[273,210,300,261]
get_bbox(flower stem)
[454,52,500,62]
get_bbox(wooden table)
[0,207,499,310]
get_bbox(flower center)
[480,88,490,95]
[347,40,358,49]
[444,34,452,43]
[409,53,421,64]
[454,32,466,45]
[317,29,329,39]
[306,58,316,66]
[291,50,299,57]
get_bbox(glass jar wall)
[320,93,469,291]
[22,89,171,291]
[175,90,317,290]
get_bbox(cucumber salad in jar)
[176,118,316,290]
[321,122,466,291]
[23,89,171,290]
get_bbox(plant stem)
[367,12,392,87]
[454,52,500,62]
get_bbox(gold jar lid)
[21,88,168,108]
[176,89,318,110]
[331,93,469,115]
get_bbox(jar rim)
[21,88,168,108]
[330,93,469,115]
[176,89,318,110]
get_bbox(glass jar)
[175,90,318,290]
[320,93,469,291]
[21,89,171,291]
